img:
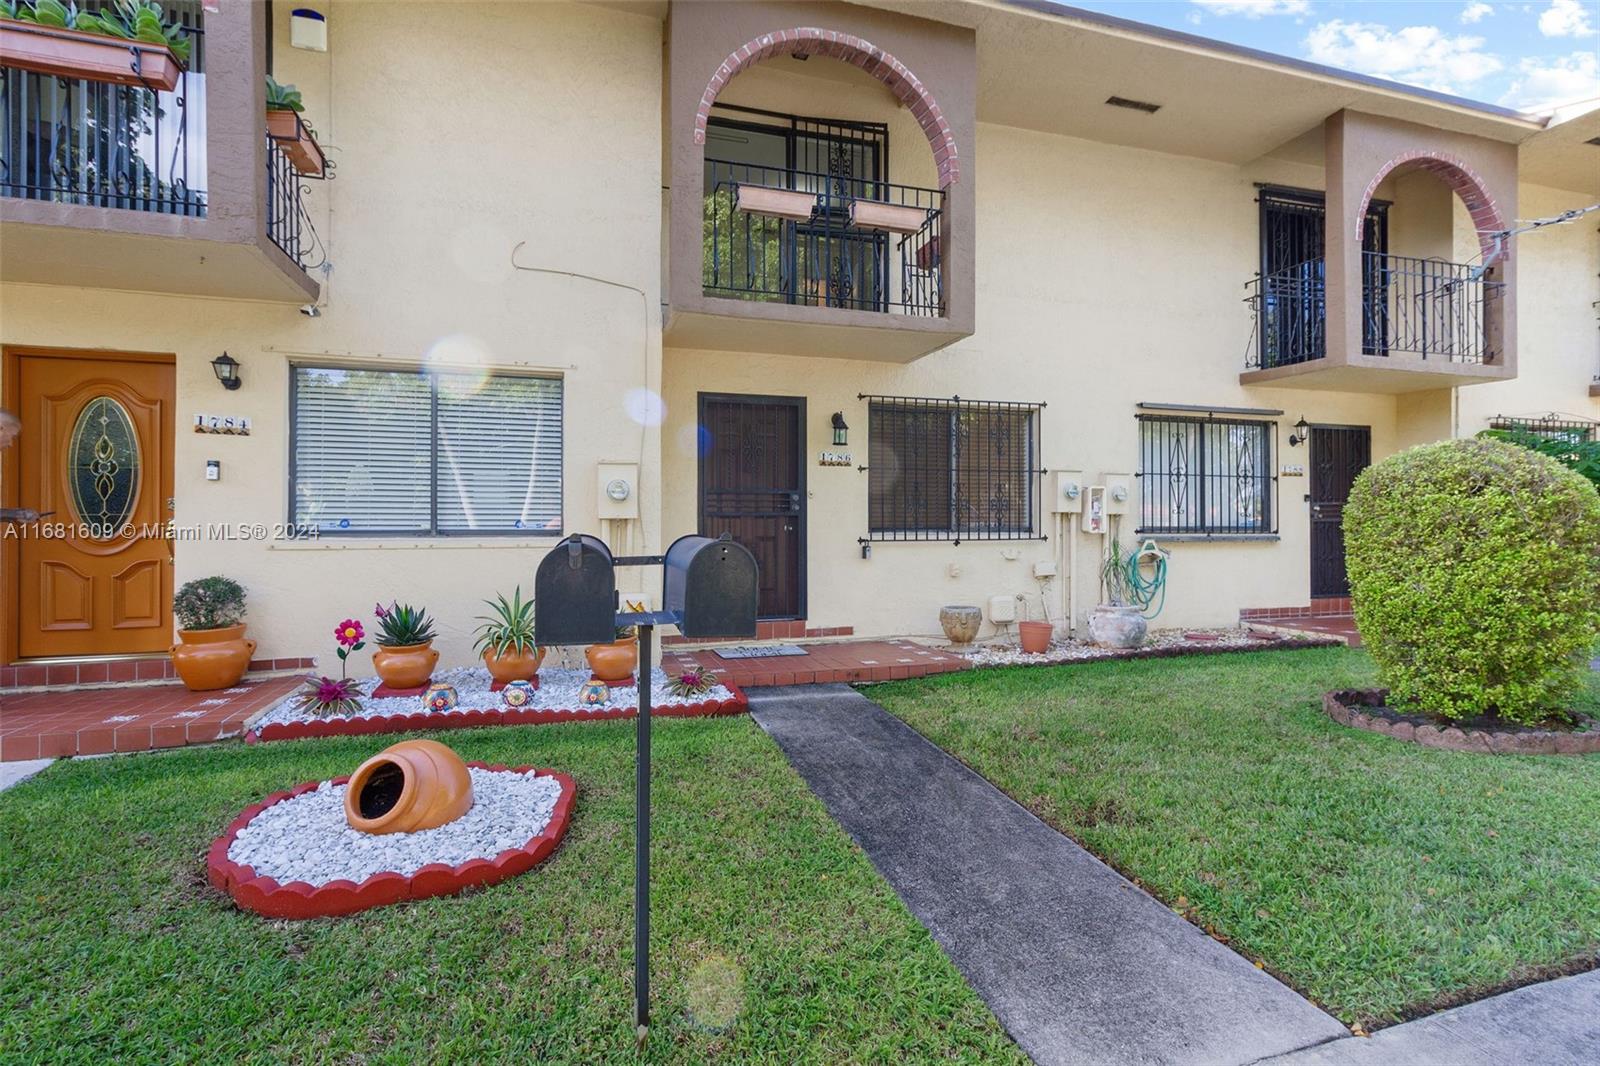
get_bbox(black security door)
[1309,425,1372,597]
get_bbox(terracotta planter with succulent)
[0,0,192,92]
[474,586,544,690]
[170,577,254,691]
[265,76,326,177]
[371,601,439,693]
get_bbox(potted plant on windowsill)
[1090,540,1149,649]
[473,586,544,691]
[371,601,439,694]
[585,601,642,686]
[265,76,327,177]
[1,0,190,92]
[170,577,255,691]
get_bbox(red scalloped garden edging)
[207,764,576,919]
[245,685,747,744]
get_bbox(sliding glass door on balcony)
[0,1,206,216]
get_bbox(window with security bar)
[1136,415,1275,534]
[290,366,563,536]
[866,396,1042,541]
[1489,416,1598,444]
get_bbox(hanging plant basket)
[733,184,817,222]
[849,199,931,235]
[266,108,327,178]
[0,21,182,92]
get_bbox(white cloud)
[1190,0,1312,17]
[1500,50,1600,108]
[1303,20,1504,92]
[1461,2,1494,24]
[1538,0,1596,37]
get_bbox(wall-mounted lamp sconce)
[210,352,242,391]
[1288,416,1309,447]
[831,412,849,447]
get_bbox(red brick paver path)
[1258,615,1362,647]
[663,639,971,688]
[0,675,303,761]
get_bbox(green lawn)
[0,718,1021,1064]
[869,646,1600,1029]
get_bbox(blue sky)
[1062,1,1600,111]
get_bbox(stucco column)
[1323,111,1361,364]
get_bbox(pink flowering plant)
[668,666,719,699]
[299,615,368,717]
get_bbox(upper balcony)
[664,2,975,362]
[1240,111,1518,393]
[0,1,318,302]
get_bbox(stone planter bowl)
[1089,605,1147,649]
[939,605,983,644]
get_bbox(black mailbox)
[662,533,759,640]
[534,534,618,646]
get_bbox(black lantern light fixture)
[211,352,242,391]
[1288,416,1309,447]
[831,411,849,447]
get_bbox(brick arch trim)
[1355,150,1509,265]
[692,27,960,188]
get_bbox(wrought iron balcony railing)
[265,134,319,270]
[703,158,944,317]
[1246,251,1503,370]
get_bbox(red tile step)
[1,657,314,692]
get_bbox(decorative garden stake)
[298,615,367,716]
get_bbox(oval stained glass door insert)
[68,396,141,538]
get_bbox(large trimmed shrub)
[1343,437,1600,725]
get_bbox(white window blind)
[291,366,563,535]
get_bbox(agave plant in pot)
[371,601,439,693]
[170,577,255,691]
[473,586,544,690]
[585,600,643,686]
[1090,540,1149,650]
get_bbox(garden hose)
[1124,539,1169,619]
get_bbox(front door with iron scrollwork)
[698,394,803,620]
[1309,425,1371,599]
[13,350,175,658]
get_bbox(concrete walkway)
[747,685,1347,1066]
[1255,969,1600,1066]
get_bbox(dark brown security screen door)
[699,394,804,619]
[1309,426,1371,598]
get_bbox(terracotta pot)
[372,641,438,690]
[585,636,638,683]
[483,645,545,686]
[1089,605,1148,649]
[266,107,326,177]
[344,739,473,835]
[940,605,983,644]
[1018,619,1053,655]
[171,623,255,691]
[0,22,182,91]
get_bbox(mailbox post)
[533,532,758,1044]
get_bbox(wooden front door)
[698,394,804,620]
[1309,425,1371,598]
[10,350,175,658]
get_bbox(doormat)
[714,644,809,660]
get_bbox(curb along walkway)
[747,685,1347,1066]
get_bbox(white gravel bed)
[252,666,734,731]
[959,627,1298,667]
[227,766,565,886]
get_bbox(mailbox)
[661,533,759,640]
[534,534,618,646]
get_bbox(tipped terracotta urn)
[585,636,638,683]
[171,624,256,691]
[371,641,438,690]
[344,739,473,835]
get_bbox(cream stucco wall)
[664,121,1410,639]
[1,1,664,673]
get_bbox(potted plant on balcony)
[585,600,643,685]
[371,600,439,694]
[473,586,545,690]
[0,0,190,92]
[265,76,327,178]
[170,577,255,691]
[1089,541,1149,650]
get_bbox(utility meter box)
[1084,487,1108,535]
[596,463,639,521]
[1048,470,1085,514]
[1102,472,1133,516]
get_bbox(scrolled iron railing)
[265,134,323,270]
[702,157,945,317]
[1245,251,1502,369]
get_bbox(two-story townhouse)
[1,0,1596,681]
